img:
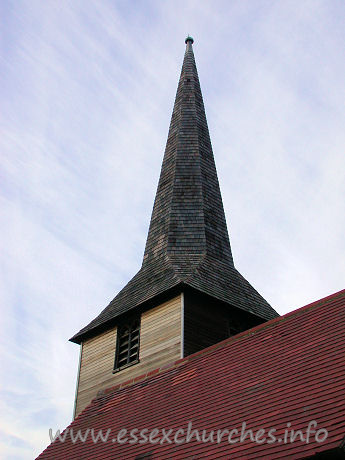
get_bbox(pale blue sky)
[1,1,345,458]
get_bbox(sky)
[1,0,345,458]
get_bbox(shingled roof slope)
[41,289,345,459]
[71,38,278,344]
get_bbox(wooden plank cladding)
[183,289,264,357]
[75,294,182,417]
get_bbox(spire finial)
[185,35,194,44]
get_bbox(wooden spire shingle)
[71,38,278,344]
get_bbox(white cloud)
[1,1,344,457]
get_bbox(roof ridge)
[276,288,345,319]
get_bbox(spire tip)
[185,35,194,44]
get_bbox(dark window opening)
[227,317,245,337]
[114,316,140,371]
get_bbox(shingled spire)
[142,35,233,270]
[71,37,278,344]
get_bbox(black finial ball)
[185,36,194,44]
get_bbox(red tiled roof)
[38,289,345,459]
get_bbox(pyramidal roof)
[71,37,278,344]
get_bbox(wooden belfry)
[70,37,278,416]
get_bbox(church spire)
[70,38,277,344]
[143,35,233,271]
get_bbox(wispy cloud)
[1,1,344,457]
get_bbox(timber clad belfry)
[37,38,345,459]
[70,37,277,342]
[70,35,278,418]
[70,36,278,415]
[75,295,182,416]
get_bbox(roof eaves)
[69,282,185,344]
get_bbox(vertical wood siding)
[75,295,182,416]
